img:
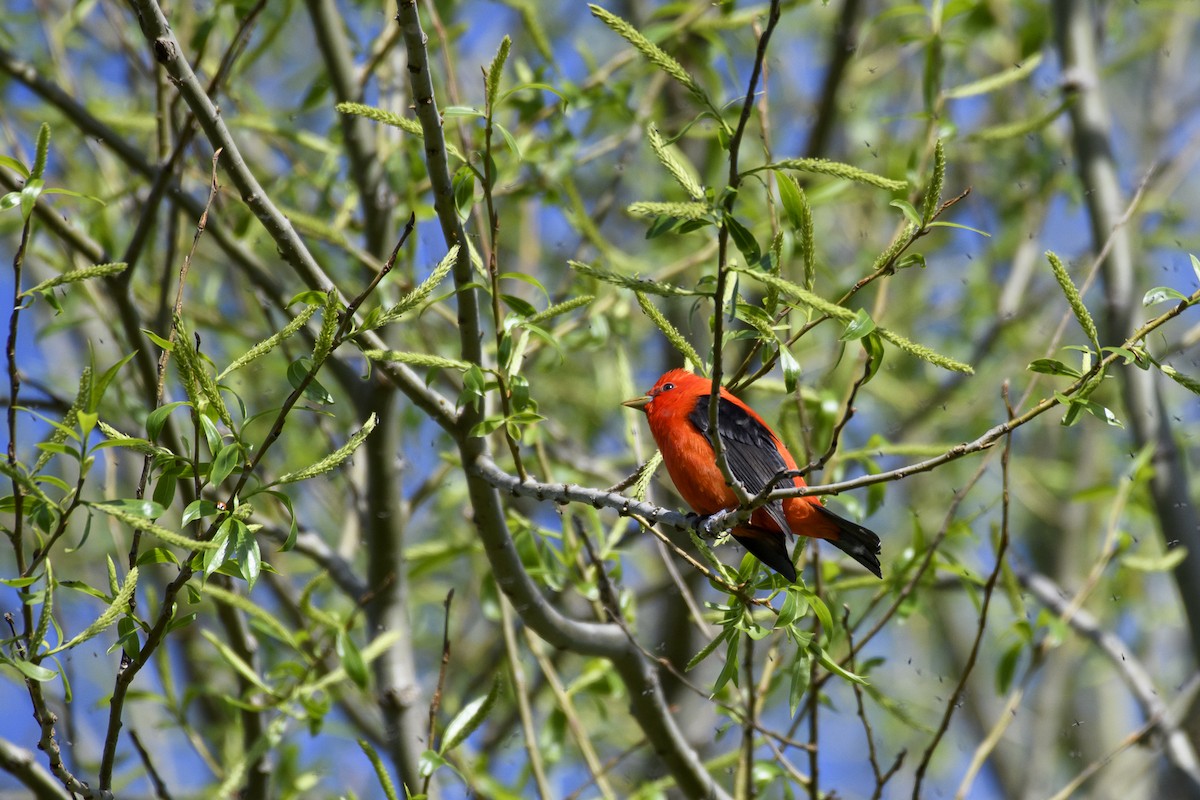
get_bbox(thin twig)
[911,383,1014,798]
[129,729,174,800]
[421,589,454,797]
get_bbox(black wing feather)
[688,394,792,533]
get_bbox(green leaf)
[811,641,868,685]
[1122,546,1187,572]
[840,308,876,341]
[210,442,241,487]
[287,358,334,404]
[200,627,274,696]
[4,657,58,682]
[945,53,1043,99]
[712,633,740,693]
[94,498,165,519]
[337,630,370,690]
[725,215,762,266]
[775,587,808,628]
[996,641,1023,694]
[890,199,923,228]
[452,165,476,221]
[685,629,729,671]
[1143,286,1189,306]
[440,674,502,755]
[788,652,811,716]
[146,401,190,441]
[1028,358,1082,378]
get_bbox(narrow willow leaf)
[1142,286,1189,306]
[1028,358,1082,378]
[569,261,699,296]
[1122,546,1188,572]
[218,303,320,380]
[972,100,1070,142]
[309,631,403,693]
[274,414,378,485]
[362,350,472,371]
[812,641,869,685]
[752,158,907,192]
[200,628,275,696]
[627,201,709,221]
[588,5,714,115]
[647,125,704,200]
[526,295,594,325]
[636,292,703,368]
[840,308,877,341]
[685,628,729,671]
[440,675,502,755]
[336,630,369,690]
[21,262,127,297]
[1046,251,1099,350]
[5,657,57,682]
[375,246,459,327]
[945,52,1044,99]
[44,568,137,655]
[91,501,221,550]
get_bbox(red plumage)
[624,369,881,581]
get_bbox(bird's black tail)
[731,529,798,583]
[814,504,882,578]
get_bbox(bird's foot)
[688,511,729,539]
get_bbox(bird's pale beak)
[621,394,651,410]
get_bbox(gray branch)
[1052,0,1200,658]
[1019,569,1200,789]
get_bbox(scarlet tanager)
[623,369,882,581]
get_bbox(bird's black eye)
[661,383,675,392]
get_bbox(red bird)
[623,369,881,581]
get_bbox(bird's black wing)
[688,394,792,534]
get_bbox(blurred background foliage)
[2,0,1200,798]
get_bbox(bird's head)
[622,368,704,415]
